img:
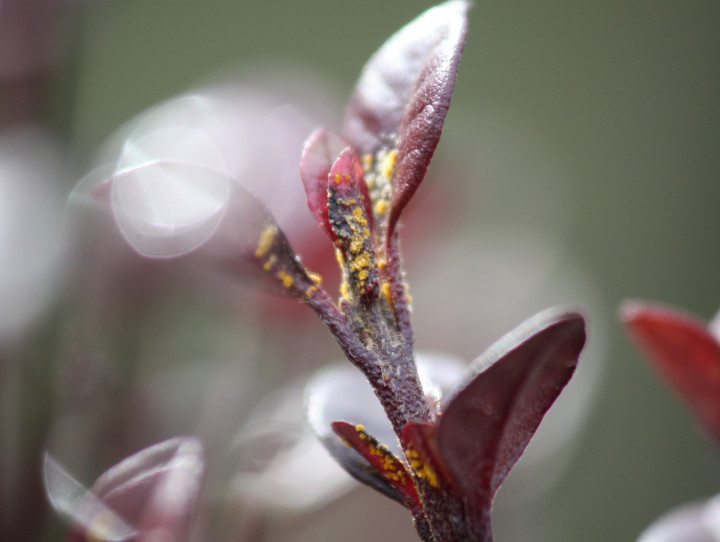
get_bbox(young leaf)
[327,147,374,233]
[299,128,350,239]
[436,308,585,535]
[621,301,720,441]
[305,364,405,504]
[327,148,380,302]
[342,0,469,233]
[332,421,421,511]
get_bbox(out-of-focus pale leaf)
[416,352,466,417]
[342,0,469,232]
[232,382,354,512]
[43,453,138,542]
[111,160,230,258]
[637,495,720,542]
[47,437,204,542]
[93,157,314,297]
[93,80,340,258]
[108,98,232,258]
[0,128,68,341]
[305,363,403,503]
[621,301,720,441]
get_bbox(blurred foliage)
[1,1,719,541]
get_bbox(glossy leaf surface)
[621,301,720,441]
[436,309,585,529]
[342,0,469,231]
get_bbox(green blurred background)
[20,1,720,540]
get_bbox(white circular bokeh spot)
[111,126,230,258]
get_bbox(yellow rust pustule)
[308,271,323,285]
[362,147,397,230]
[381,148,398,179]
[329,186,378,300]
[254,224,277,259]
[262,254,277,272]
[405,446,441,489]
[276,270,294,289]
[354,425,409,485]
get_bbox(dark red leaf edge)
[342,0,470,236]
[401,422,486,542]
[328,147,375,233]
[388,0,470,236]
[621,300,720,441]
[436,308,585,538]
[332,421,421,513]
[299,128,350,240]
[401,423,456,493]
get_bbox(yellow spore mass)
[362,153,374,173]
[351,206,368,226]
[335,249,345,267]
[375,199,388,215]
[305,285,318,298]
[352,427,409,485]
[406,448,440,489]
[254,225,277,258]
[308,271,323,285]
[276,270,294,289]
[340,279,351,301]
[382,149,398,179]
[350,251,371,271]
[334,173,351,184]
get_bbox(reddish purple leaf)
[332,421,421,512]
[342,0,469,234]
[49,438,204,542]
[328,147,375,233]
[305,364,406,505]
[621,301,720,441]
[401,422,455,492]
[435,309,585,535]
[327,149,380,302]
[299,128,350,239]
